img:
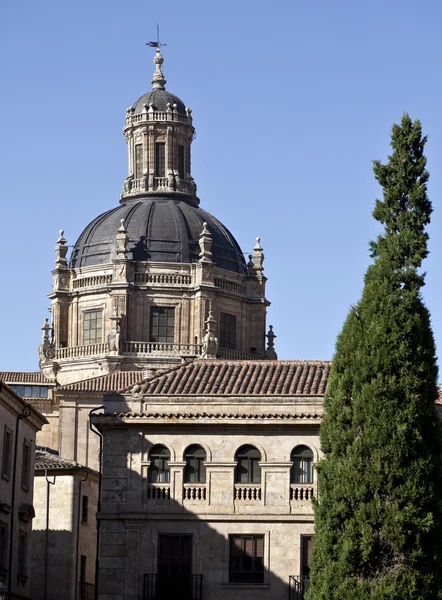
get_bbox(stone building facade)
[0,382,46,599]
[31,447,99,600]
[93,360,330,600]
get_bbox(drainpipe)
[89,406,104,600]
[75,470,88,600]
[7,402,31,595]
[44,470,56,600]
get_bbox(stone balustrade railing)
[154,177,169,190]
[73,274,112,289]
[125,111,190,126]
[134,272,192,286]
[183,485,206,501]
[290,485,314,501]
[123,341,201,357]
[56,343,111,359]
[218,348,265,361]
[234,484,262,501]
[146,485,170,500]
[214,278,246,296]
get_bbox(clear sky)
[2,0,442,371]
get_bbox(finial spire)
[151,48,167,90]
[146,26,167,90]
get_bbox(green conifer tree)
[307,115,442,600]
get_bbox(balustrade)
[214,278,246,296]
[183,485,206,501]
[55,343,110,359]
[125,112,190,127]
[290,485,314,501]
[234,484,262,501]
[154,177,169,190]
[218,348,264,360]
[73,274,112,289]
[146,485,170,500]
[134,272,192,286]
[123,341,201,357]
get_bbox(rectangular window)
[83,310,103,345]
[21,439,31,491]
[81,495,89,524]
[11,385,50,398]
[149,307,175,344]
[229,535,264,584]
[177,145,185,179]
[158,535,192,575]
[0,522,8,571]
[301,535,313,582]
[2,426,12,480]
[135,144,143,179]
[18,530,27,578]
[155,142,166,177]
[220,312,236,350]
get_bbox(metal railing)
[78,582,95,600]
[143,574,203,600]
[289,575,309,600]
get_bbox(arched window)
[291,445,313,484]
[184,445,207,483]
[149,445,170,483]
[235,445,261,484]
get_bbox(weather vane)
[146,24,167,48]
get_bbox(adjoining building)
[0,381,47,600]
[93,360,329,600]
[31,447,99,600]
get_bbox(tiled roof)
[121,360,331,396]
[97,411,322,420]
[34,446,98,473]
[58,371,146,393]
[0,371,51,384]
[34,447,78,469]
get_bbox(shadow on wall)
[97,428,296,600]
[31,529,76,600]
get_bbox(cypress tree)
[307,114,442,600]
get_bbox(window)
[10,385,49,398]
[155,142,166,177]
[184,445,206,483]
[291,446,313,484]
[0,522,8,571]
[135,144,143,179]
[81,495,89,524]
[301,535,313,583]
[229,535,264,584]
[158,535,192,575]
[235,446,261,484]
[177,145,185,179]
[18,530,27,578]
[220,313,236,349]
[2,426,12,480]
[149,307,175,344]
[21,439,31,491]
[149,445,170,483]
[83,310,103,345]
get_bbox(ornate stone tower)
[39,49,274,385]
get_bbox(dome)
[132,89,186,116]
[69,196,247,273]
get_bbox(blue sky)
[2,0,442,371]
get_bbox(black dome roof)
[132,89,186,116]
[70,197,247,273]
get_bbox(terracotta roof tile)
[59,371,145,393]
[35,447,78,469]
[0,371,51,384]
[120,360,331,396]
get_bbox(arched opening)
[235,445,261,484]
[149,444,170,483]
[291,445,313,484]
[184,445,207,483]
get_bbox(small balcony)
[234,484,262,501]
[289,575,309,600]
[143,574,203,600]
[290,485,314,501]
[183,484,207,501]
